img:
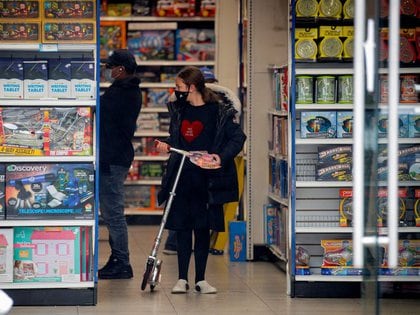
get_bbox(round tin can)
[400,74,418,103]
[316,76,335,103]
[379,75,389,104]
[296,75,313,103]
[337,75,353,103]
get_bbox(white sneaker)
[194,280,217,294]
[171,279,189,294]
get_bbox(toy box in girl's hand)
[229,221,246,261]
[13,226,81,282]
[23,60,48,99]
[0,58,24,99]
[300,111,337,138]
[71,60,96,99]
[0,228,13,282]
[48,58,72,99]
[5,163,94,220]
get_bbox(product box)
[43,0,95,19]
[200,0,215,17]
[70,60,96,99]
[156,0,195,17]
[316,162,352,181]
[377,113,409,138]
[100,21,127,60]
[107,2,131,16]
[408,115,420,138]
[175,28,215,61]
[0,20,41,42]
[0,58,24,99]
[263,204,278,246]
[300,111,337,138]
[295,28,318,62]
[229,221,246,262]
[13,226,81,282]
[23,60,48,99]
[380,240,420,276]
[146,88,171,108]
[5,163,94,219]
[0,164,5,219]
[376,188,409,227]
[0,1,40,19]
[321,239,364,276]
[0,228,13,282]
[336,111,353,138]
[318,145,352,165]
[0,107,45,155]
[48,58,72,99]
[339,188,353,227]
[42,21,95,43]
[295,246,311,275]
[44,107,93,156]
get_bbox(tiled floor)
[8,225,420,315]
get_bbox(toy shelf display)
[0,0,99,307]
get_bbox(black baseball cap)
[102,49,137,73]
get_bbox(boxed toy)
[0,164,5,219]
[408,115,420,138]
[295,246,311,275]
[377,113,409,138]
[229,221,246,262]
[380,240,420,276]
[107,2,131,16]
[5,163,94,219]
[321,239,364,276]
[342,26,354,60]
[71,60,96,99]
[13,226,81,282]
[318,26,343,61]
[318,145,352,165]
[0,228,13,282]
[339,188,353,227]
[23,60,48,99]
[0,58,24,99]
[175,28,215,61]
[316,162,352,181]
[300,111,336,138]
[0,107,44,155]
[200,0,215,17]
[318,0,342,19]
[44,107,93,156]
[263,204,278,245]
[415,189,420,227]
[42,21,95,43]
[0,1,40,19]
[48,58,72,99]
[156,0,195,17]
[295,0,318,17]
[0,20,40,42]
[146,88,171,108]
[376,188,408,227]
[127,23,176,61]
[295,28,318,62]
[337,111,353,138]
[100,21,127,60]
[43,1,95,19]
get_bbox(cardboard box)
[175,28,215,61]
[0,58,24,99]
[0,1,40,19]
[300,111,337,138]
[47,58,72,99]
[23,60,48,99]
[336,111,353,138]
[42,0,95,19]
[229,221,246,262]
[0,164,5,219]
[0,228,13,282]
[377,113,409,138]
[100,20,126,60]
[408,115,420,138]
[70,60,96,99]
[0,20,40,42]
[127,28,175,61]
[5,163,94,219]
[42,21,95,43]
[13,226,81,282]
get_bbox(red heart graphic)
[181,120,204,143]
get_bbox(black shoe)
[98,257,133,279]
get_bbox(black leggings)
[176,228,210,283]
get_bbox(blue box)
[408,115,420,138]
[300,111,337,138]
[229,221,246,262]
[378,113,409,138]
[337,111,353,138]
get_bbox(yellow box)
[107,3,131,17]
[42,0,95,20]
[0,0,40,19]
[0,19,41,42]
[42,20,96,43]
[295,28,318,61]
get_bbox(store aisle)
[9,225,420,315]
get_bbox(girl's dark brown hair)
[177,66,220,103]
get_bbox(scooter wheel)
[141,263,153,291]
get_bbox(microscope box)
[5,163,94,220]
[0,58,24,99]
[13,226,81,282]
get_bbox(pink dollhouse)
[0,233,8,274]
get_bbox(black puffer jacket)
[158,98,246,206]
[100,76,142,169]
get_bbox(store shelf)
[296,104,353,110]
[100,82,174,89]
[269,109,288,117]
[296,181,352,188]
[125,179,161,185]
[295,227,420,233]
[0,220,95,227]
[101,16,214,22]
[141,107,168,113]
[296,138,353,145]
[0,99,96,107]
[295,66,420,75]
[124,208,163,215]
[136,60,215,66]
[0,156,95,163]
[0,282,95,289]
[134,155,168,161]
[268,244,287,262]
[268,192,288,207]
[134,131,169,137]
[295,274,420,282]
[0,44,96,52]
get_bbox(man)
[99,49,142,279]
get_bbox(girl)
[156,66,246,294]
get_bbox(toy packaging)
[48,58,72,99]
[295,0,318,18]
[376,188,408,227]
[263,204,278,246]
[5,163,94,219]
[295,28,318,62]
[13,226,81,282]
[107,2,131,16]
[315,75,336,103]
[0,107,44,155]
[318,0,342,19]
[0,228,13,282]
[0,164,5,219]
[295,75,313,104]
[0,20,40,42]
[380,240,420,276]
[415,189,420,227]
[70,60,96,99]
[146,88,171,107]
[337,111,353,138]
[337,75,353,103]
[44,107,93,156]
[23,60,48,99]
[132,0,153,16]
[408,115,420,138]
[318,26,343,61]
[300,111,337,138]
[295,246,311,275]
[316,162,352,181]
[321,239,364,276]
[100,21,127,60]
[200,0,215,17]
[42,21,95,43]
[156,0,196,17]
[0,58,24,99]
[43,1,95,19]
[127,23,175,61]
[0,1,40,19]
[339,188,353,227]
[342,26,354,60]
[175,28,215,61]
[229,221,246,262]
[318,145,352,165]
[377,113,409,138]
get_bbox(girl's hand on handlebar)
[154,139,170,153]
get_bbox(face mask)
[104,68,114,83]
[174,90,189,103]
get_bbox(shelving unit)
[0,14,99,307]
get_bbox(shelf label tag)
[39,44,58,52]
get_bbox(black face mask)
[174,90,189,103]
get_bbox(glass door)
[354,1,420,314]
